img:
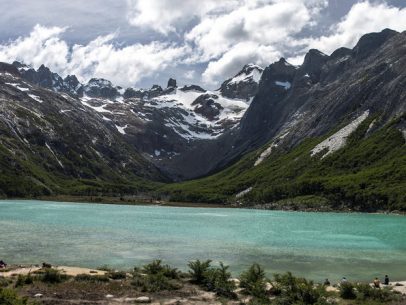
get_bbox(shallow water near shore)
[1,200,405,282]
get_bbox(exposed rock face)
[12,62,84,97]
[84,78,120,99]
[63,75,84,97]
[167,78,177,88]
[192,94,224,121]
[179,85,206,93]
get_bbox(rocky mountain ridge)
[0,28,405,199]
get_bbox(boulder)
[135,296,151,303]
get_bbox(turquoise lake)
[1,200,405,282]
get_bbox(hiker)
[373,277,380,288]
[384,275,390,285]
[324,278,331,286]
[0,260,6,268]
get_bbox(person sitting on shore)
[0,260,6,268]
[340,277,348,284]
[324,279,331,286]
[384,275,390,285]
[373,277,380,288]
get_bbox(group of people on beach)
[373,275,390,288]
[323,275,390,288]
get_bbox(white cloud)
[68,35,189,86]
[202,42,281,84]
[0,25,69,72]
[184,70,195,80]
[0,25,188,87]
[126,0,240,35]
[1,1,405,89]
[302,1,406,55]
[185,0,327,83]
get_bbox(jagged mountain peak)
[219,63,264,100]
[167,78,177,88]
[352,28,398,59]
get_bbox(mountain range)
[0,29,405,211]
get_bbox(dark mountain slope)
[161,114,405,211]
[175,29,405,180]
[0,66,166,197]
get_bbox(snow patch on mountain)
[311,110,370,158]
[275,81,291,90]
[228,65,263,85]
[115,124,128,135]
[28,94,44,103]
[45,143,64,168]
[147,88,250,139]
[6,82,30,91]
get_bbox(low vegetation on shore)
[1,260,404,305]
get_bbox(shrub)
[0,277,10,288]
[141,260,179,279]
[356,283,398,302]
[140,273,180,292]
[14,274,34,287]
[41,268,67,284]
[339,282,356,299]
[188,259,212,284]
[272,272,326,304]
[203,262,236,299]
[131,260,181,292]
[107,271,127,280]
[75,273,109,282]
[239,263,267,298]
[0,288,29,305]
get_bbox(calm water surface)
[1,200,405,282]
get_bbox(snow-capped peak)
[228,64,264,85]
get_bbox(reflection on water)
[0,200,405,282]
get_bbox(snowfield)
[311,110,370,158]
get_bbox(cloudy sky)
[0,0,405,89]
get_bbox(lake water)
[1,200,405,282]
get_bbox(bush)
[141,260,179,279]
[75,273,109,282]
[131,260,181,292]
[239,263,267,298]
[0,288,29,305]
[202,262,236,299]
[107,271,127,280]
[0,277,10,288]
[356,283,398,302]
[139,273,180,292]
[14,274,34,287]
[339,282,356,299]
[188,259,212,284]
[41,268,67,284]
[272,272,326,304]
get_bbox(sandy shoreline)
[0,265,107,277]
